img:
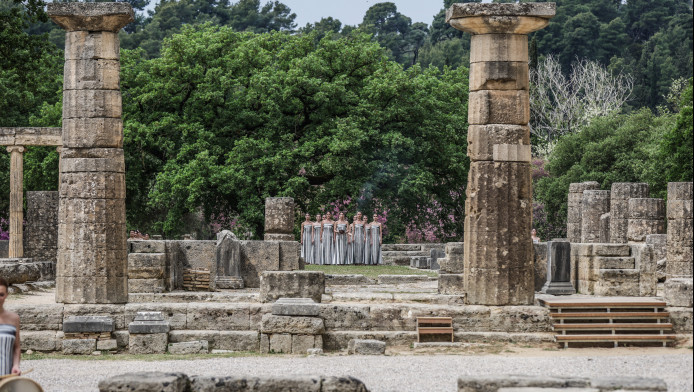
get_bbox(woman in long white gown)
[312,214,323,265]
[300,213,313,264]
[370,214,383,265]
[364,219,372,265]
[321,213,336,265]
[351,212,365,265]
[333,213,350,265]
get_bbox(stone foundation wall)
[381,243,445,266]
[24,191,59,264]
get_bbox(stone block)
[269,333,292,353]
[628,198,665,220]
[56,276,128,304]
[128,253,166,279]
[668,181,693,200]
[271,297,320,316]
[611,182,650,201]
[129,333,167,354]
[168,340,208,355]
[590,377,667,391]
[21,331,59,352]
[47,2,135,32]
[488,306,552,333]
[628,219,665,242]
[58,198,125,224]
[129,312,169,334]
[239,240,280,288]
[468,90,529,125]
[185,303,251,330]
[410,256,429,269]
[62,89,122,119]
[291,334,316,354]
[438,274,465,295]
[541,241,575,295]
[62,117,124,149]
[668,307,693,334]
[0,261,42,284]
[469,61,528,91]
[63,30,120,60]
[98,372,188,392]
[130,240,166,254]
[63,304,125,329]
[124,303,187,330]
[569,181,600,194]
[470,34,528,63]
[278,241,301,271]
[593,244,630,257]
[440,242,464,274]
[594,269,640,296]
[664,278,693,307]
[63,316,114,333]
[377,275,430,284]
[259,271,324,303]
[347,339,386,355]
[60,172,126,199]
[320,304,370,330]
[260,314,324,335]
[581,190,611,243]
[62,338,96,355]
[325,274,373,285]
[113,331,129,348]
[667,199,693,220]
[64,58,119,90]
[464,267,534,306]
[264,197,295,235]
[97,339,118,351]
[599,213,610,243]
[596,257,635,270]
[667,218,693,245]
[128,279,165,294]
[492,144,531,162]
[468,125,529,162]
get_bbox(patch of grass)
[23,351,265,361]
[305,264,437,279]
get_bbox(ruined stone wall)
[627,198,665,242]
[572,243,655,296]
[580,190,610,243]
[610,183,649,243]
[567,182,599,243]
[263,197,295,241]
[24,191,59,263]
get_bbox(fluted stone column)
[48,3,133,303]
[580,190,610,243]
[6,146,24,258]
[264,197,295,241]
[610,182,649,243]
[627,198,665,242]
[665,182,693,307]
[447,3,555,305]
[567,181,599,243]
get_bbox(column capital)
[447,3,555,35]
[6,145,25,154]
[47,2,134,32]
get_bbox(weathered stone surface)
[260,314,324,334]
[269,333,292,353]
[259,271,324,303]
[320,304,370,330]
[129,240,166,254]
[627,219,666,242]
[63,315,114,333]
[97,339,118,351]
[469,62,528,91]
[469,34,528,63]
[466,121,530,162]
[63,31,120,61]
[347,339,386,355]
[440,242,464,274]
[48,2,134,32]
[271,297,320,317]
[488,306,552,333]
[128,253,165,279]
[567,182,600,242]
[594,269,640,296]
[168,330,258,352]
[24,191,59,264]
[291,334,316,354]
[61,117,123,147]
[468,90,529,125]
[98,372,188,392]
[410,256,429,269]
[325,274,373,285]
[668,306,693,333]
[129,333,167,354]
[128,319,169,334]
[590,377,667,391]
[377,275,430,284]
[63,304,125,329]
[215,230,241,279]
[62,89,122,119]
[599,213,610,244]
[446,2,556,19]
[60,171,126,199]
[128,279,165,294]
[264,197,295,236]
[56,276,128,303]
[56,248,127,277]
[668,181,693,200]
[278,241,301,271]
[438,274,465,295]
[593,244,630,257]
[533,242,547,291]
[664,278,693,307]
[0,240,7,258]
[124,303,187,330]
[168,340,208,355]
[628,198,665,220]
[541,241,575,295]
[64,59,120,90]
[0,260,42,284]
[21,331,59,352]
[239,240,280,288]
[457,375,592,392]
[581,190,610,243]
[186,303,251,330]
[62,338,96,355]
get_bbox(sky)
[264,0,445,28]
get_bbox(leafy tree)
[359,2,419,66]
[115,25,469,239]
[657,78,693,184]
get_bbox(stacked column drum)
[49,3,134,303]
[447,3,555,305]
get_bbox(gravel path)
[23,351,693,392]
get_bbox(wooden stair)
[416,317,454,343]
[539,298,676,348]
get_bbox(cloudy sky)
[266,0,446,28]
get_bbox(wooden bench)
[416,317,454,343]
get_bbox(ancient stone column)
[6,146,24,258]
[264,197,295,241]
[48,3,133,303]
[567,181,599,243]
[627,198,665,242]
[24,191,59,263]
[447,2,555,305]
[580,190,610,243]
[610,182,649,243]
[666,182,693,278]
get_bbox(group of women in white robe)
[300,211,382,265]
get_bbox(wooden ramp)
[539,297,676,348]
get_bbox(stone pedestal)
[580,190,610,243]
[541,241,575,295]
[448,2,555,305]
[264,197,295,241]
[666,182,693,279]
[567,182,599,243]
[48,3,133,303]
[7,146,24,258]
[610,182,649,243]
